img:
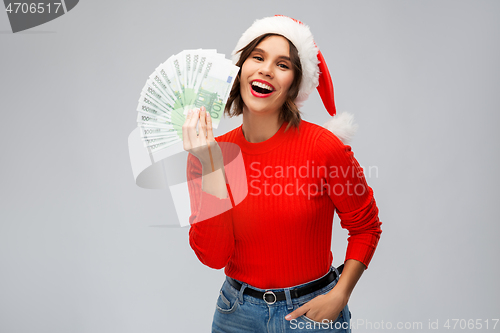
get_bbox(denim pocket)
[215,283,239,314]
[300,310,343,326]
[296,280,342,325]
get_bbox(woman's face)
[240,35,295,117]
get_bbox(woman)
[183,16,382,332]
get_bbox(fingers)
[187,108,201,145]
[198,106,208,141]
[205,107,215,143]
[285,304,308,321]
[182,109,193,150]
[182,106,214,152]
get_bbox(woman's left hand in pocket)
[285,288,349,322]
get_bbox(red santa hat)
[232,15,357,143]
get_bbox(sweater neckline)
[235,121,290,155]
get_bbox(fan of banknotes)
[136,49,240,154]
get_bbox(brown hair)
[224,33,303,132]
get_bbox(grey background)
[1,0,499,332]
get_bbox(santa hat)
[232,15,358,144]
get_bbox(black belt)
[226,264,344,305]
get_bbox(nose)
[258,61,274,78]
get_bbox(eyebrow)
[253,48,291,61]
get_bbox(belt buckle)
[263,290,277,305]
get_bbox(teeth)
[252,81,273,92]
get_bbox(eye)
[278,63,290,69]
[253,56,264,61]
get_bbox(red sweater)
[187,120,382,289]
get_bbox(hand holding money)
[183,106,225,171]
[182,106,215,167]
[183,106,228,199]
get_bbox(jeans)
[212,266,351,332]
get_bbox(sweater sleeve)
[315,131,382,269]
[186,152,235,269]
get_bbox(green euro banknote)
[193,57,239,129]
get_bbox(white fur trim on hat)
[322,112,358,144]
[232,16,319,108]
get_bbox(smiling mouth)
[251,81,274,95]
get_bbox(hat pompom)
[322,112,358,144]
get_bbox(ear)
[322,112,358,144]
